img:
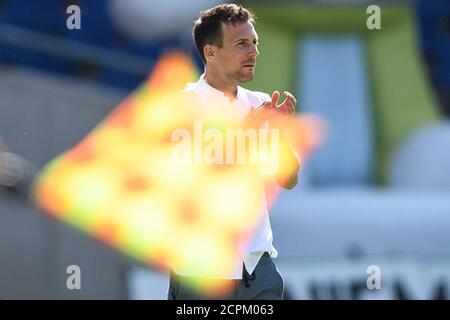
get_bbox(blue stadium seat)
[64,0,118,49]
[3,0,65,34]
[100,69,144,91]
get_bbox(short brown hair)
[192,4,255,64]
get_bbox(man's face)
[212,21,259,84]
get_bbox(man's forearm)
[275,136,300,189]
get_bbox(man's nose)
[249,44,259,58]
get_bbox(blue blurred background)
[0,0,449,299]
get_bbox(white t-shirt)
[172,74,278,279]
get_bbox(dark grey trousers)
[167,252,284,300]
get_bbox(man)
[167,3,300,300]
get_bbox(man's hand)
[244,91,300,189]
[243,101,271,129]
[244,91,297,130]
[268,91,297,129]
[270,91,299,189]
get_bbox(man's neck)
[204,68,238,100]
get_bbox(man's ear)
[204,44,217,63]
